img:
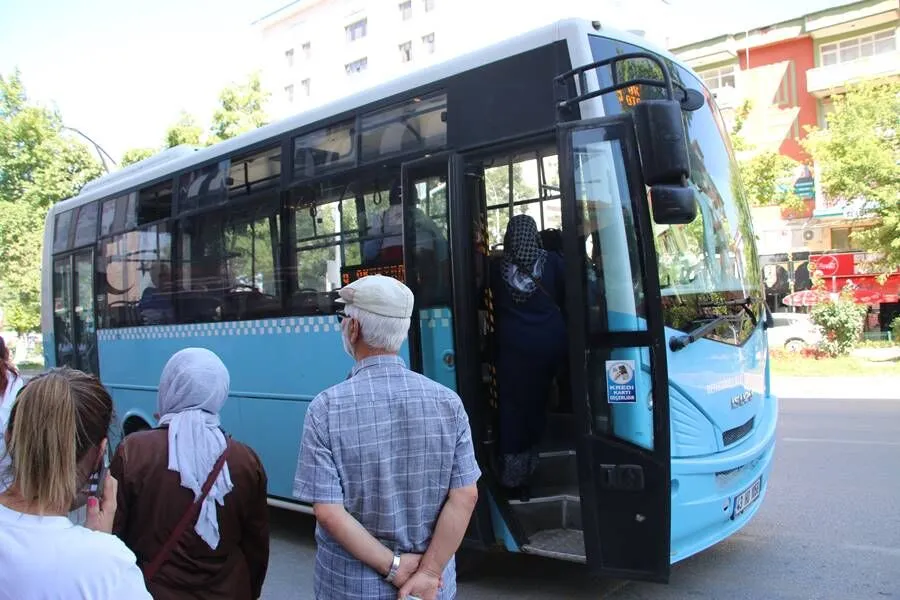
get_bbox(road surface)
[262,395,900,599]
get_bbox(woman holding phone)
[0,368,151,598]
[111,347,270,600]
[0,336,24,493]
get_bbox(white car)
[768,313,822,352]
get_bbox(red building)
[671,0,899,330]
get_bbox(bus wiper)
[699,296,758,327]
[669,314,742,352]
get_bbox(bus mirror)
[650,184,697,225]
[633,100,690,186]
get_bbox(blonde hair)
[4,368,113,514]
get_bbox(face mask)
[341,320,356,360]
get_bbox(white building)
[254,0,674,118]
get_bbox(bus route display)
[341,263,405,285]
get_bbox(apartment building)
[253,0,674,118]
[670,0,899,323]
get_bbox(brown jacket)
[110,428,269,600]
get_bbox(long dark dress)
[491,251,568,488]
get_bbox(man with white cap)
[294,275,480,600]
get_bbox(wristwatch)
[384,553,401,583]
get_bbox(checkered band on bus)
[95,308,452,342]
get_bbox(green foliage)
[209,72,270,144]
[891,316,900,344]
[803,79,900,271]
[729,99,753,152]
[809,286,867,357]
[739,150,804,209]
[0,70,102,333]
[484,163,536,244]
[120,147,156,166]
[164,111,204,148]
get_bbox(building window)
[302,41,312,59]
[399,41,412,63]
[698,65,736,91]
[422,33,435,54]
[831,227,851,251]
[399,0,412,20]
[346,18,367,42]
[301,78,311,97]
[423,0,435,11]
[820,29,897,66]
[285,48,294,68]
[346,57,368,76]
[285,84,294,104]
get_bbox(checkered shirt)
[294,355,481,600]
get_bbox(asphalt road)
[262,396,900,599]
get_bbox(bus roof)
[48,18,685,217]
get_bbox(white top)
[0,503,152,600]
[0,373,24,494]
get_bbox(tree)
[209,72,270,144]
[165,111,204,148]
[803,79,900,271]
[739,150,804,209]
[120,147,156,166]
[0,70,102,334]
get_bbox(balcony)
[807,51,900,97]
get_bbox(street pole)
[61,125,117,174]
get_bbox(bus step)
[521,529,586,563]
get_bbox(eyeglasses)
[335,310,348,323]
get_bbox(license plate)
[732,477,762,518]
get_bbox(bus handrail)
[555,51,695,112]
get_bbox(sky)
[0,0,854,164]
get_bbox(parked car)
[768,313,822,352]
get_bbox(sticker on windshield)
[606,360,636,403]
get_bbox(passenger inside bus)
[139,263,175,325]
[362,179,448,265]
[490,215,568,497]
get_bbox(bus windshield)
[588,35,762,341]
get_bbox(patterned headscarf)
[501,215,547,303]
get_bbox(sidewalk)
[772,375,900,400]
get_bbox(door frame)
[51,247,99,374]
[557,114,672,581]
[399,152,498,547]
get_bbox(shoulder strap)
[142,440,231,583]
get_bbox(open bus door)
[400,154,496,548]
[557,114,673,582]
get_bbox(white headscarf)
[157,348,233,549]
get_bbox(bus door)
[399,155,456,389]
[557,115,672,582]
[400,153,497,547]
[51,249,99,374]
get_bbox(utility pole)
[61,126,117,174]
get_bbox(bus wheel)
[122,417,150,437]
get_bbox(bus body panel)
[38,18,777,576]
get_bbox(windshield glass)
[588,35,762,342]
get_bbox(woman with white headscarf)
[110,348,270,599]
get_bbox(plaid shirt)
[294,355,481,600]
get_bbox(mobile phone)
[87,451,110,502]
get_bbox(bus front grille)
[722,417,754,447]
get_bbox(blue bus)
[42,19,776,582]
